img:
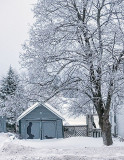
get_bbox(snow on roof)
[63,116,86,126]
[63,115,99,128]
[17,102,64,122]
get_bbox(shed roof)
[17,102,65,122]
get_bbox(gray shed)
[17,102,64,139]
[0,116,6,133]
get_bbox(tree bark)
[99,114,113,146]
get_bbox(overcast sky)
[0,0,37,78]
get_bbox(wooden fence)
[92,129,102,137]
[64,125,102,138]
[64,125,88,138]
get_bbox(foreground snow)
[0,133,124,160]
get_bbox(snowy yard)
[0,133,124,160]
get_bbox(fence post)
[86,114,93,137]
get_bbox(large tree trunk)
[99,114,113,146]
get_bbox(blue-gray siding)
[19,104,63,139]
[0,116,6,132]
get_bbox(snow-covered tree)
[0,67,28,125]
[21,0,124,145]
[0,66,18,98]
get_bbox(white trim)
[17,102,39,122]
[17,102,64,122]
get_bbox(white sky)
[0,0,37,78]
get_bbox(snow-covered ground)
[0,133,124,160]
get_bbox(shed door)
[42,121,56,139]
[26,121,40,139]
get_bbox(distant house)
[0,116,6,133]
[17,102,64,139]
[110,106,124,138]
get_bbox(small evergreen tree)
[0,67,28,129]
[0,66,18,97]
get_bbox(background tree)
[0,67,28,127]
[0,66,17,99]
[21,0,124,145]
